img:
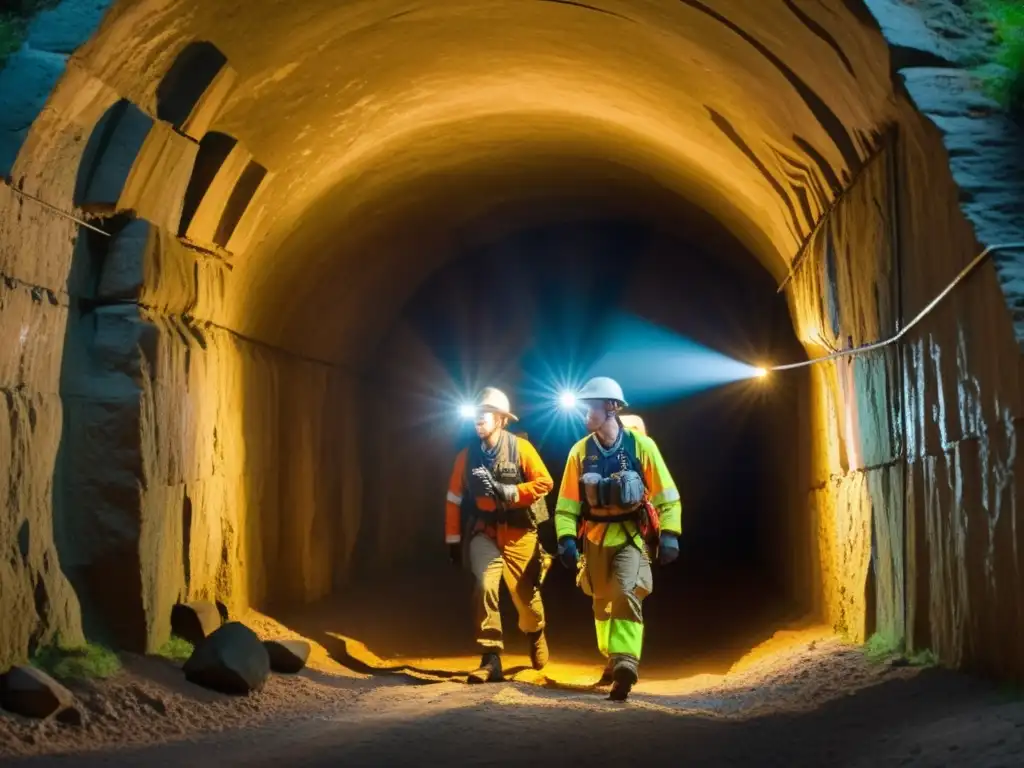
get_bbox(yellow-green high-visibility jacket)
[554,427,682,548]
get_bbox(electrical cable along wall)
[776,104,1024,679]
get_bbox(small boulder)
[55,706,84,727]
[171,600,223,646]
[183,622,270,695]
[264,640,311,674]
[0,665,75,719]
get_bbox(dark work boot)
[467,652,503,684]
[527,630,549,670]
[595,659,615,688]
[608,656,639,702]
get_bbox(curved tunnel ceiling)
[78,0,900,365]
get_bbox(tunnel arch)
[155,41,229,130]
[1,0,1023,685]
[72,0,900,349]
[73,99,153,212]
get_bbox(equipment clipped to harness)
[581,473,604,508]
[612,470,645,509]
[580,470,644,511]
[461,431,548,531]
[577,428,661,553]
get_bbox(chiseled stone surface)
[1,0,1023,687]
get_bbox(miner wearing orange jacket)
[446,387,554,683]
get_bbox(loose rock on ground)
[183,622,271,695]
[171,601,224,646]
[0,665,75,719]
[264,640,311,674]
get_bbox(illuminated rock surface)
[1,0,1024,720]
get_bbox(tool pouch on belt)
[611,470,645,509]
[581,473,604,508]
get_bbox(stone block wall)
[781,82,1024,682]
[785,142,902,641]
[0,9,362,659]
[895,97,1024,679]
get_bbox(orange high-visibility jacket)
[445,434,554,543]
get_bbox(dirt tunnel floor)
[4,571,1024,767]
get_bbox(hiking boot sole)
[467,668,503,684]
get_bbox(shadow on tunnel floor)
[17,660,1024,768]
[270,553,810,684]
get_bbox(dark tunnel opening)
[277,212,813,681]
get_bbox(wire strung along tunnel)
[2,0,1024,757]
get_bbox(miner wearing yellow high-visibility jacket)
[554,376,682,701]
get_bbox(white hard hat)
[577,376,628,407]
[477,387,518,422]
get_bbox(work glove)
[471,467,519,504]
[658,533,680,565]
[557,536,580,570]
[449,543,462,568]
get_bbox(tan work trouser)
[579,538,653,661]
[469,529,545,651]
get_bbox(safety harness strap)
[461,432,535,529]
[577,427,661,548]
[579,429,643,520]
[580,508,640,523]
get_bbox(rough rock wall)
[53,160,361,653]
[0,186,86,669]
[894,96,1024,680]
[864,0,1024,346]
[0,0,121,667]
[785,142,902,642]
[0,9,362,659]
[136,310,355,646]
[784,74,1024,679]
[892,25,1024,679]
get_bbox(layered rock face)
[1,0,1023,684]
[781,1,1024,679]
[0,2,363,658]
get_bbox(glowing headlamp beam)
[458,403,477,419]
[557,391,578,409]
